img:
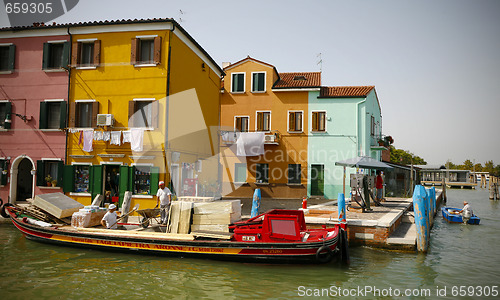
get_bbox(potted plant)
[45,174,52,186]
[51,180,57,187]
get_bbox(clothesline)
[68,128,144,152]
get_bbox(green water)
[1,189,499,299]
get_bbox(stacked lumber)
[168,201,193,234]
[33,193,84,219]
[191,200,241,233]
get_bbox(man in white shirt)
[459,201,472,224]
[101,204,118,229]
[156,181,172,225]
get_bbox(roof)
[272,72,321,89]
[319,86,375,98]
[223,56,277,72]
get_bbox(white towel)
[122,130,131,143]
[236,132,265,156]
[83,130,94,152]
[102,131,111,142]
[110,131,121,145]
[130,128,144,152]
[93,131,103,141]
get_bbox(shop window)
[74,165,90,193]
[133,165,152,195]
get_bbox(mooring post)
[251,188,261,218]
[413,185,429,252]
[338,193,346,226]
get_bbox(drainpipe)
[165,29,172,188]
[65,26,72,169]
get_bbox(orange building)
[220,57,320,199]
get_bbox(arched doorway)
[16,158,33,202]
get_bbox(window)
[251,72,266,92]
[128,99,158,128]
[288,164,301,184]
[312,111,326,132]
[0,44,15,72]
[235,163,247,183]
[256,163,269,184]
[256,111,270,132]
[71,40,100,67]
[74,165,90,193]
[0,159,8,186]
[371,116,376,136]
[36,159,63,187]
[69,101,98,128]
[131,36,161,65]
[0,101,11,129]
[42,41,70,70]
[231,73,245,93]
[39,100,66,129]
[288,111,303,132]
[235,116,249,132]
[133,165,152,195]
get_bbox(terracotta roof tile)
[273,72,321,89]
[319,86,374,98]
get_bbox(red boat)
[2,203,349,264]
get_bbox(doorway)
[103,164,120,205]
[16,158,33,202]
[310,164,324,197]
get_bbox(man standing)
[156,181,172,225]
[101,204,118,229]
[459,201,472,224]
[375,170,384,203]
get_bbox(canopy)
[335,156,393,170]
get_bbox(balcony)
[221,130,280,145]
[370,134,393,150]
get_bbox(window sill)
[310,131,327,134]
[70,192,91,196]
[230,91,245,94]
[287,183,303,186]
[0,70,13,75]
[251,90,266,93]
[132,195,153,199]
[128,127,155,131]
[40,129,64,132]
[76,66,97,70]
[43,68,66,73]
[234,182,248,185]
[287,131,304,134]
[39,186,61,190]
[0,128,9,132]
[134,63,158,68]
[255,182,269,185]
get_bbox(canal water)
[1,188,499,299]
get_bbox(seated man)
[101,204,118,229]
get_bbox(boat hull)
[6,206,341,264]
[441,207,480,225]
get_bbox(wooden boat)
[441,207,480,225]
[2,204,349,264]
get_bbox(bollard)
[490,184,495,200]
[251,188,261,218]
[413,185,429,252]
[338,193,346,229]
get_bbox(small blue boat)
[441,207,480,225]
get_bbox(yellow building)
[64,19,223,209]
[220,57,320,199]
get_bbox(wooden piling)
[413,185,429,252]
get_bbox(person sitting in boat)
[458,201,472,224]
[101,204,118,229]
[156,181,172,225]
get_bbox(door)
[16,158,33,201]
[310,164,324,196]
[103,164,120,205]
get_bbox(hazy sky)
[1,0,499,165]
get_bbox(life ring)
[1,202,13,219]
[316,245,333,263]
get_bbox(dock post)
[441,178,447,202]
[251,188,261,218]
[338,193,346,227]
[413,185,429,252]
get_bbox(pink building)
[0,25,69,203]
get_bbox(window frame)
[251,72,266,93]
[72,100,97,128]
[287,110,304,133]
[234,115,250,132]
[288,164,302,185]
[131,35,161,67]
[0,100,11,129]
[36,158,63,187]
[42,40,70,71]
[72,38,101,69]
[39,99,66,130]
[0,43,15,74]
[255,111,271,132]
[311,111,327,132]
[255,163,269,184]
[234,163,247,183]
[231,72,245,93]
[131,163,154,197]
[68,162,92,195]
[128,98,158,129]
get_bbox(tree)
[463,159,474,170]
[474,163,483,172]
[484,160,495,174]
[390,146,427,165]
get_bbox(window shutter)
[59,101,67,129]
[68,102,76,128]
[36,160,45,186]
[62,164,74,193]
[257,113,262,131]
[153,36,161,65]
[71,42,81,66]
[128,101,135,128]
[150,166,160,195]
[297,113,302,131]
[91,165,103,200]
[0,159,7,186]
[62,42,70,69]
[289,112,295,131]
[42,42,50,69]
[93,40,101,66]
[128,166,136,193]
[118,165,129,206]
[39,102,48,129]
[91,102,99,128]
[312,112,318,131]
[152,100,159,128]
[131,38,139,65]
[56,161,64,187]
[4,102,12,129]
[7,44,15,71]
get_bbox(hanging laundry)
[78,131,83,145]
[102,131,111,142]
[122,130,131,143]
[93,131,103,141]
[83,130,94,152]
[130,128,144,152]
[110,131,121,145]
[236,132,265,156]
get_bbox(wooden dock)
[422,180,477,189]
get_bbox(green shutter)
[150,166,160,196]
[59,101,67,129]
[0,159,6,186]
[91,165,103,200]
[62,42,70,69]
[39,102,48,129]
[42,43,50,70]
[8,44,15,71]
[62,164,74,192]
[118,165,129,206]
[3,102,12,129]
[56,161,64,187]
[36,160,45,186]
[128,166,136,194]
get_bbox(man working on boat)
[156,181,172,225]
[101,204,118,229]
[458,201,473,224]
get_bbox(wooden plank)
[178,201,192,234]
[193,200,241,215]
[191,224,229,232]
[169,201,181,233]
[33,192,84,219]
[191,230,233,240]
[192,213,239,225]
[73,227,195,240]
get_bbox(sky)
[1,0,499,166]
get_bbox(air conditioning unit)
[264,135,276,143]
[96,114,114,126]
